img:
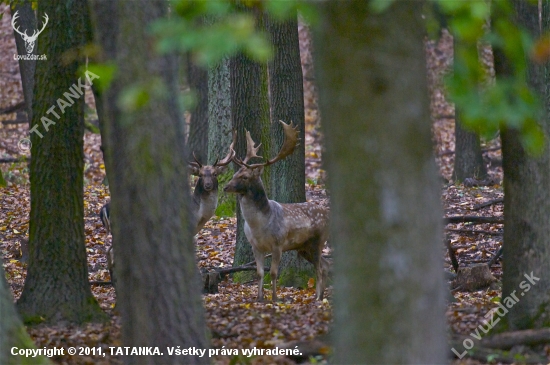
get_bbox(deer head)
[189,134,236,192]
[12,11,49,54]
[225,120,299,194]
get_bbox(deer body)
[189,137,235,235]
[225,121,329,301]
[191,171,220,234]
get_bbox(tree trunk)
[298,17,320,132]
[0,273,50,365]
[187,53,209,163]
[230,8,271,279]
[316,2,447,363]
[266,14,313,288]
[17,0,106,324]
[10,0,36,122]
[88,0,117,186]
[208,57,235,216]
[453,119,487,181]
[498,0,550,330]
[94,1,209,362]
[452,37,487,182]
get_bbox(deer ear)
[215,165,228,174]
[252,166,264,176]
[189,166,200,176]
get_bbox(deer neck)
[239,178,272,223]
[193,178,218,216]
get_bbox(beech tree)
[316,1,447,362]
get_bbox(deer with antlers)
[189,139,235,234]
[224,121,330,301]
[12,11,49,54]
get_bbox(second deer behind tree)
[224,121,330,302]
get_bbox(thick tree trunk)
[498,0,550,330]
[452,38,487,182]
[10,1,36,121]
[230,9,271,280]
[0,274,50,365]
[187,54,209,163]
[94,2,209,362]
[17,0,106,324]
[208,57,235,216]
[266,15,313,288]
[316,2,447,363]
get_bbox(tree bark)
[93,1,209,362]
[452,38,487,182]
[498,0,550,330]
[316,2,447,363]
[208,57,235,216]
[229,9,271,279]
[10,0,36,122]
[17,0,106,324]
[187,53,209,163]
[88,0,117,186]
[0,273,50,365]
[266,14,313,288]
[453,119,487,181]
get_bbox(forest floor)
[0,5,540,365]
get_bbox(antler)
[235,121,299,168]
[233,130,262,167]
[189,152,202,169]
[214,131,236,167]
[11,11,27,38]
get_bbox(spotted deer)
[189,138,235,234]
[224,121,330,301]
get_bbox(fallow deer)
[224,121,330,301]
[189,138,235,234]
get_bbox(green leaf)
[118,85,150,112]
[82,63,117,93]
[369,0,395,12]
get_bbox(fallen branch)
[487,247,503,267]
[0,157,29,164]
[480,328,550,349]
[438,145,501,157]
[2,118,28,125]
[444,216,504,225]
[446,239,459,272]
[0,101,25,115]
[89,281,112,286]
[472,198,504,211]
[449,339,545,364]
[446,228,502,236]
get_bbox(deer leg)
[252,246,265,302]
[299,236,326,301]
[270,248,282,302]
